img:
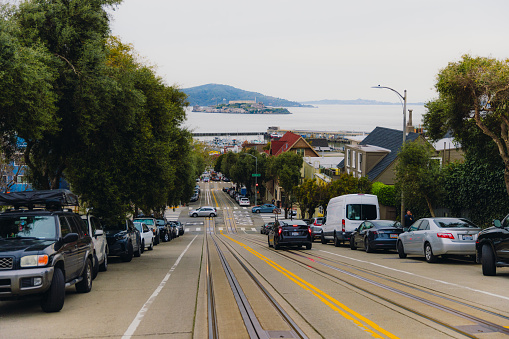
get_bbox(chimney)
[407,109,413,133]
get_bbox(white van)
[321,194,379,246]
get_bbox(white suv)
[81,215,108,279]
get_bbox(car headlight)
[20,255,49,267]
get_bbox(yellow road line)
[211,188,218,207]
[222,232,398,339]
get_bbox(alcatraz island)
[192,100,291,114]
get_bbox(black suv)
[476,214,509,276]
[156,218,171,242]
[0,190,94,312]
[104,219,142,262]
[268,219,312,250]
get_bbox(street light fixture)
[246,153,258,206]
[372,85,407,226]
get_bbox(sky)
[108,0,509,104]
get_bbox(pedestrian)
[271,199,275,205]
[404,210,414,228]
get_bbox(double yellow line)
[222,232,399,339]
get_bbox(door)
[402,220,422,253]
[59,216,80,279]
[91,217,106,263]
[413,220,429,255]
[67,216,89,276]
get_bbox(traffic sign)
[252,173,261,177]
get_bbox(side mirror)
[493,220,502,228]
[403,227,409,232]
[354,227,358,232]
[94,229,104,236]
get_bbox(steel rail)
[205,219,219,339]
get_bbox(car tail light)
[342,219,345,232]
[308,227,312,235]
[437,233,454,239]
[278,227,282,235]
[372,231,378,236]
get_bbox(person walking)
[404,210,414,228]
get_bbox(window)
[358,153,363,173]
[346,204,377,220]
[347,149,351,167]
[352,151,356,168]
[296,149,305,156]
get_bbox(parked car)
[476,215,509,276]
[156,218,171,242]
[252,203,277,213]
[239,197,250,206]
[0,189,94,312]
[397,217,480,263]
[322,194,380,246]
[190,193,199,202]
[134,222,154,251]
[189,206,217,217]
[104,219,142,262]
[81,214,108,279]
[308,217,325,241]
[268,219,312,250]
[261,222,274,235]
[174,221,185,236]
[168,221,179,238]
[133,217,160,245]
[222,177,231,182]
[350,220,403,252]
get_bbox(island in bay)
[192,100,291,114]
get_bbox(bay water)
[185,104,426,140]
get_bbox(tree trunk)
[425,196,436,217]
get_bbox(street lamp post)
[247,153,258,206]
[372,85,407,226]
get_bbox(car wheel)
[268,236,273,248]
[306,242,312,250]
[425,243,438,263]
[164,232,169,242]
[210,213,215,217]
[121,243,133,262]
[334,232,341,247]
[481,244,496,276]
[192,213,198,217]
[76,258,93,293]
[134,241,142,257]
[140,240,145,253]
[321,232,329,244]
[350,238,357,250]
[92,253,99,280]
[149,239,154,250]
[256,210,260,213]
[365,238,373,253]
[41,267,65,312]
[397,241,407,258]
[99,252,108,272]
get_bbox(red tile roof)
[271,132,302,156]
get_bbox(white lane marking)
[196,228,201,232]
[251,228,256,232]
[123,235,198,339]
[185,228,190,232]
[320,250,509,301]
[219,227,224,231]
[240,228,245,231]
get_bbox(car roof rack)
[0,189,79,210]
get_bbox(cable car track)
[233,234,509,338]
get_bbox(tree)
[268,152,303,217]
[395,141,443,217]
[424,55,509,195]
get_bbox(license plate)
[462,234,473,241]
[390,234,398,239]
[292,232,300,236]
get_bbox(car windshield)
[373,220,401,228]
[103,221,127,231]
[346,204,377,220]
[0,215,57,239]
[134,218,154,225]
[435,218,478,228]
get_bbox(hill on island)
[182,84,310,107]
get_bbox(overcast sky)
[109,0,509,103]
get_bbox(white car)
[134,222,154,251]
[239,198,250,206]
[81,214,108,279]
[189,206,217,217]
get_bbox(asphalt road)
[2,181,509,339]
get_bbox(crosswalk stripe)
[219,227,223,231]
[251,228,256,231]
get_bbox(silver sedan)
[188,206,217,217]
[397,217,480,263]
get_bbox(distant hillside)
[301,98,425,105]
[183,84,311,107]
